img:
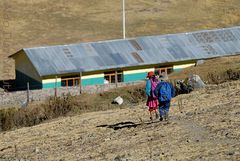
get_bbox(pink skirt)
[146,97,159,111]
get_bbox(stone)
[188,74,205,88]
[227,151,235,155]
[112,96,123,105]
[35,147,40,153]
[0,88,4,93]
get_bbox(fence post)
[55,76,57,97]
[27,82,30,105]
[79,72,82,94]
[115,70,118,88]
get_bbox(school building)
[9,26,240,90]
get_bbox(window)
[104,71,123,83]
[61,76,79,87]
[155,66,173,76]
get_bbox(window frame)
[155,66,173,75]
[104,71,123,83]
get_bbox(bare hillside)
[1,0,240,79]
[169,55,240,83]
[0,81,239,160]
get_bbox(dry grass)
[1,55,240,132]
[0,80,239,160]
[1,0,240,79]
[1,55,240,131]
[169,55,240,83]
[0,84,145,131]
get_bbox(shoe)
[159,117,163,121]
[164,114,169,121]
[155,113,159,119]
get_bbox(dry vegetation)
[0,1,240,159]
[1,0,240,79]
[0,84,145,131]
[0,80,239,160]
[0,55,239,131]
[0,56,239,160]
[169,55,240,84]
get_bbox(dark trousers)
[159,101,170,118]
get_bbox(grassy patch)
[0,84,146,132]
[169,55,240,83]
[2,0,240,79]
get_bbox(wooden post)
[27,82,30,105]
[79,72,82,94]
[54,76,57,97]
[115,71,118,88]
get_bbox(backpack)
[150,78,158,99]
[156,82,172,102]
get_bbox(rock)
[114,155,122,161]
[114,154,127,161]
[227,151,235,155]
[186,112,194,116]
[16,159,24,161]
[196,60,205,66]
[0,88,4,93]
[104,138,111,141]
[235,111,240,115]
[35,147,40,153]
[188,74,205,89]
[112,96,123,105]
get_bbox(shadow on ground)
[96,121,165,130]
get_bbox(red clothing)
[146,76,159,111]
[146,96,159,111]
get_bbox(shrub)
[0,85,147,132]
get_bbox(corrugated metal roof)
[18,26,240,77]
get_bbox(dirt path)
[0,81,240,161]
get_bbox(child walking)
[145,71,159,121]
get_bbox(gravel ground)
[0,81,239,161]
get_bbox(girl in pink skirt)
[145,71,159,121]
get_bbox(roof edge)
[16,25,240,51]
[8,49,24,58]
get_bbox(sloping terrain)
[169,55,240,83]
[1,0,240,79]
[0,81,239,160]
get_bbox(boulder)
[188,74,205,88]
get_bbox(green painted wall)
[15,70,42,90]
[41,77,104,89]
[124,72,147,82]
[42,82,61,89]
[82,77,104,86]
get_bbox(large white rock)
[188,74,205,88]
[113,96,123,105]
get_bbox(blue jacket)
[145,79,151,97]
[154,81,175,102]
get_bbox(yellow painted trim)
[43,74,104,82]
[42,78,61,83]
[173,63,195,69]
[124,68,154,75]
[82,74,104,79]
